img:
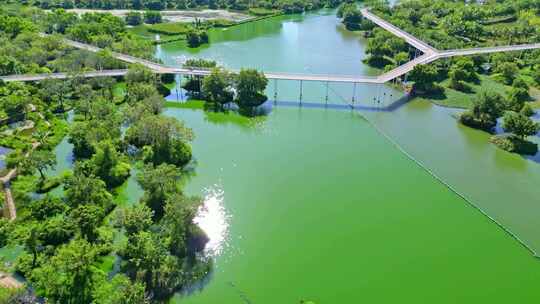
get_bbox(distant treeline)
[29,0,347,13]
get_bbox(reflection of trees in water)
[208,15,294,44]
[178,264,215,297]
[202,101,270,129]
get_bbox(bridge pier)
[351,82,357,106]
[299,80,303,105]
[274,79,278,104]
[180,75,185,101]
[325,81,329,105]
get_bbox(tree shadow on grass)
[420,89,447,101]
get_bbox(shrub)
[459,111,497,131]
[147,22,191,35]
[248,8,279,16]
[35,176,63,194]
[144,11,162,24]
[126,11,142,26]
[490,134,538,155]
[110,162,131,187]
[502,111,539,139]
[186,30,209,48]
[520,104,535,117]
[459,91,505,132]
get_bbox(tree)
[137,163,182,218]
[235,69,268,108]
[495,62,519,85]
[186,30,209,48]
[502,111,539,139]
[92,274,149,304]
[0,219,13,248]
[202,67,234,106]
[182,59,217,96]
[394,52,409,65]
[25,228,40,268]
[64,170,114,210]
[520,103,535,117]
[162,193,205,257]
[506,87,529,111]
[449,67,471,92]
[506,78,530,111]
[40,78,72,112]
[69,204,105,242]
[144,11,162,24]
[22,150,57,181]
[116,204,154,236]
[337,3,363,30]
[125,115,193,167]
[120,231,166,289]
[126,65,156,86]
[0,82,31,121]
[29,196,67,220]
[460,91,505,131]
[126,11,143,26]
[453,57,478,82]
[409,64,439,93]
[89,140,131,188]
[30,239,101,304]
[74,84,94,119]
[125,83,159,105]
[37,215,74,247]
[69,122,97,158]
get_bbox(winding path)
[2,10,540,84]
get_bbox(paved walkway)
[2,11,538,84]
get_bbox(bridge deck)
[3,12,539,84]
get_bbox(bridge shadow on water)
[268,93,412,112]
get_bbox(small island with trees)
[1,0,540,302]
[336,0,540,155]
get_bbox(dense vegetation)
[338,0,540,154]
[25,0,347,14]
[0,3,154,59]
[181,59,269,114]
[0,7,210,301]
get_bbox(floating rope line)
[357,108,537,257]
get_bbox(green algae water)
[153,9,540,303]
[165,106,540,303]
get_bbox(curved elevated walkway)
[2,10,540,84]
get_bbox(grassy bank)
[416,74,540,109]
[127,11,282,45]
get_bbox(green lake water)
[28,8,540,303]
[151,9,540,304]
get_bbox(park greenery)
[335,0,540,154]
[0,7,211,300]
[2,0,540,300]
[21,0,347,14]
[181,59,269,114]
[0,3,155,60]
[349,0,540,107]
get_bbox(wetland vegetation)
[2,0,540,303]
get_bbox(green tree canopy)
[409,64,439,93]
[235,69,268,108]
[30,239,102,304]
[202,67,234,106]
[502,111,540,139]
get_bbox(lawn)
[147,22,193,35]
[248,7,281,16]
[425,74,540,109]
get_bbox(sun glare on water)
[193,185,231,258]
